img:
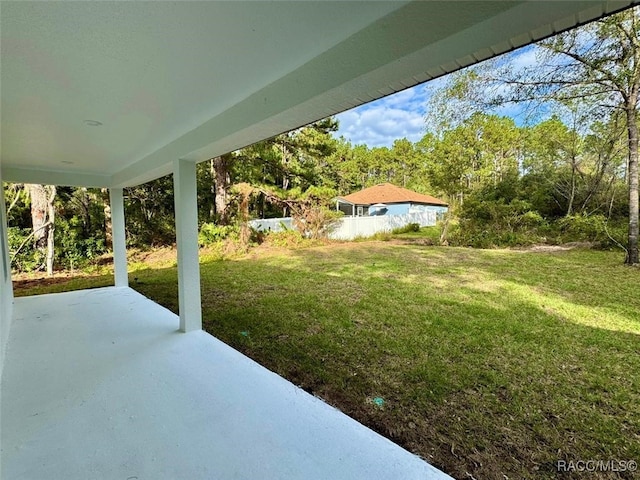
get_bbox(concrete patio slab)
[1,287,451,480]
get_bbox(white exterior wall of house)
[0,168,14,378]
[408,204,448,215]
[338,201,448,218]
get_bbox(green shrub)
[264,230,308,248]
[421,225,443,243]
[55,216,107,271]
[552,214,626,249]
[250,227,266,245]
[8,227,43,272]
[599,221,628,250]
[372,231,393,241]
[391,223,421,234]
[447,209,627,250]
[198,223,239,246]
[446,195,552,248]
[517,210,545,229]
[447,212,543,248]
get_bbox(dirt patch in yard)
[518,241,595,252]
[13,273,84,290]
[129,246,177,266]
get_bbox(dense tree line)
[451,7,640,261]
[4,7,638,272]
[6,186,111,273]
[4,107,630,273]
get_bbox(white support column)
[1,168,14,373]
[173,159,202,332]
[109,188,129,288]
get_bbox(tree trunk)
[26,184,49,250]
[209,159,216,220]
[235,183,253,251]
[281,140,290,190]
[45,186,56,276]
[625,106,639,264]
[212,155,231,225]
[566,167,576,216]
[102,188,113,250]
[75,188,91,236]
[26,184,56,275]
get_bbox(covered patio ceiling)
[2,1,636,189]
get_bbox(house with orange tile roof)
[335,183,448,218]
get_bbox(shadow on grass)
[284,244,640,335]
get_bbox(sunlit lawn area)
[13,242,640,479]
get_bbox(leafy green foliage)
[124,175,176,247]
[263,229,308,248]
[260,185,343,239]
[54,188,108,270]
[554,214,626,248]
[198,223,239,246]
[8,226,43,271]
[55,215,106,270]
[424,113,521,203]
[391,223,420,234]
[5,185,109,272]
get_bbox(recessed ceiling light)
[83,119,103,127]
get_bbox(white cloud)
[508,45,539,71]
[334,84,430,147]
[336,103,425,148]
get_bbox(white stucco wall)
[0,171,14,377]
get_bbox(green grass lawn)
[14,243,640,479]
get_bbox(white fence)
[249,217,293,233]
[249,211,436,241]
[329,211,436,240]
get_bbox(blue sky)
[333,46,541,148]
